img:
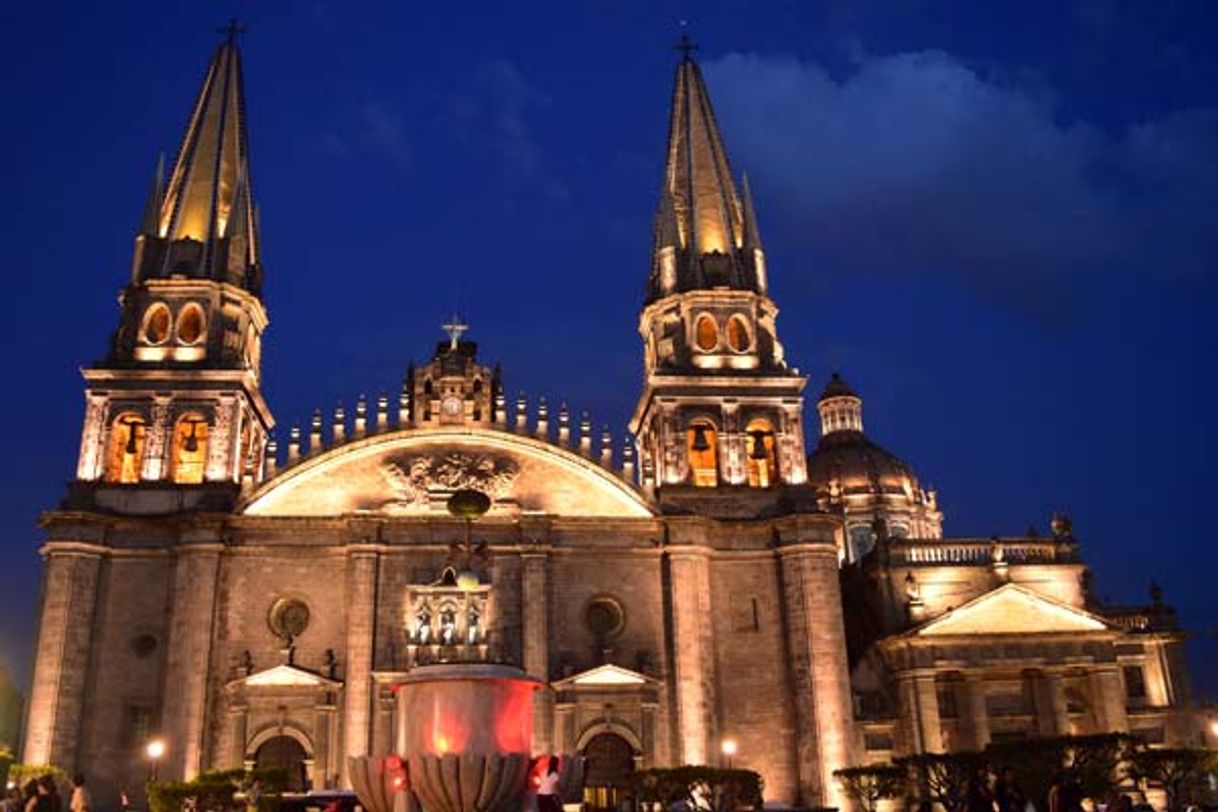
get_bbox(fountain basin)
[395,663,542,757]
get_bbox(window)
[694,315,718,352]
[1123,665,1148,702]
[849,525,875,560]
[105,413,147,483]
[171,413,209,484]
[745,419,777,487]
[686,420,718,487]
[726,315,750,352]
[141,303,171,345]
[175,303,206,345]
[936,685,960,719]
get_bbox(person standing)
[535,757,563,812]
[68,776,90,812]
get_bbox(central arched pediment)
[240,428,654,518]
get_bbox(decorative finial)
[441,313,469,351]
[217,18,246,46]
[674,21,698,60]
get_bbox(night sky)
[1,2,1215,695]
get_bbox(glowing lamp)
[146,739,166,760]
[721,739,738,757]
[456,569,481,592]
[1210,721,1218,737]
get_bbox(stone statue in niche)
[415,605,432,644]
[467,606,480,644]
[439,608,457,645]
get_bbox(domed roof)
[819,372,859,401]
[807,430,923,500]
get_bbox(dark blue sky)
[1,1,1215,693]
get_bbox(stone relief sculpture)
[378,451,520,510]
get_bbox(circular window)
[727,315,750,352]
[268,598,311,641]
[142,303,171,345]
[584,597,625,640]
[132,634,159,658]
[176,304,206,346]
[694,315,718,352]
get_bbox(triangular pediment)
[235,663,341,689]
[553,663,656,688]
[914,583,1111,637]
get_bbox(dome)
[819,372,859,401]
[806,430,923,502]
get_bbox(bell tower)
[73,26,273,500]
[629,40,810,509]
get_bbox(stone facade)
[22,33,1197,812]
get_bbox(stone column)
[962,676,990,751]
[230,704,249,768]
[667,547,716,765]
[898,673,943,755]
[1034,672,1069,736]
[161,544,222,779]
[1088,668,1128,733]
[22,547,103,769]
[778,537,856,809]
[521,550,553,753]
[341,549,379,784]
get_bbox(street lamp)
[721,738,738,769]
[146,739,166,781]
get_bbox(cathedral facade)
[23,35,1193,811]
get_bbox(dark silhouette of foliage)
[834,765,905,812]
[634,766,764,812]
[1126,746,1218,812]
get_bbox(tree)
[834,765,905,812]
[1126,747,1218,812]
[894,752,985,811]
[635,767,764,812]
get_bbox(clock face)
[442,396,462,416]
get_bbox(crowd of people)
[953,767,1150,812]
[2,774,91,812]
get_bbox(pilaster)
[898,673,943,755]
[521,550,552,753]
[961,676,990,750]
[1035,672,1069,736]
[160,545,222,779]
[1088,667,1128,733]
[341,550,379,782]
[22,549,103,769]
[778,538,856,809]
[667,547,716,764]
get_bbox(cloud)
[445,59,567,202]
[320,97,414,175]
[703,51,1218,322]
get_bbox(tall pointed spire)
[132,25,261,293]
[648,38,764,301]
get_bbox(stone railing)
[886,537,1079,567]
[256,390,637,487]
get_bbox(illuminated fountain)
[349,489,584,812]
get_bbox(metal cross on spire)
[674,20,698,60]
[441,314,469,351]
[217,18,246,46]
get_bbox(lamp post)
[720,738,738,769]
[146,739,166,782]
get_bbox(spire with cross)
[674,21,698,61]
[441,314,469,351]
[217,18,246,46]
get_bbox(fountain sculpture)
[349,490,585,812]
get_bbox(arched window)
[171,413,209,484]
[105,413,147,483]
[745,418,777,487]
[141,303,171,345]
[727,315,751,352]
[685,420,718,487]
[175,303,206,346]
[848,525,875,561]
[694,315,718,352]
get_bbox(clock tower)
[406,319,504,428]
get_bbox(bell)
[125,424,139,454]
[184,423,199,453]
[456,569,481,592]
[691,425,710,452]
[749,430,769,460]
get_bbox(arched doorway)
[582,732,636,812]
[255,735,309,792]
